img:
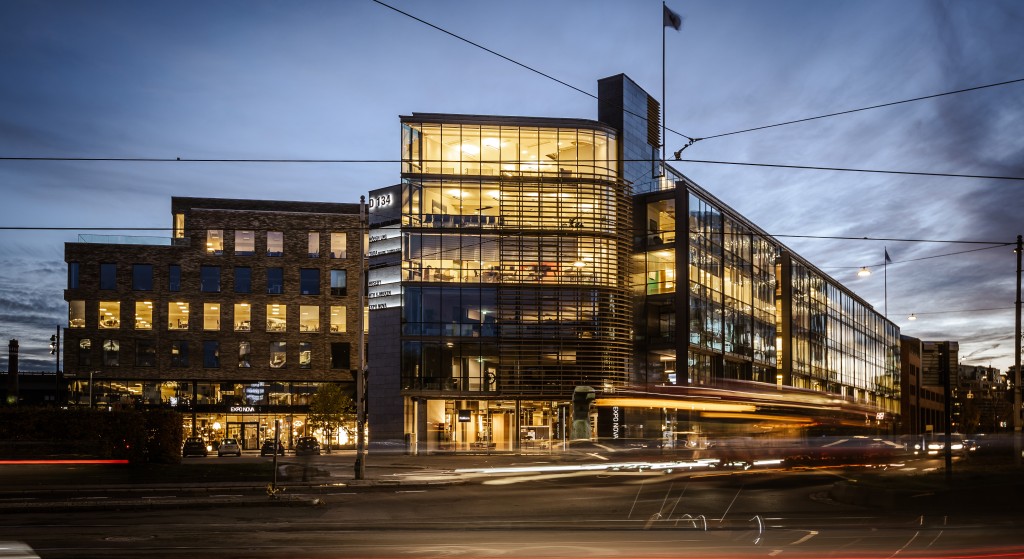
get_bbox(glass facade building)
[368,114,634,451]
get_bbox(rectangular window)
[269,341,286,369]
[203,340,220,368]
[207,229,224,255]
[100,263,116,290]
[136,340,156,367]
[68,262,80,289]
[135,301,153,329]
[203,303,220,331]
[267,268,283,294]
[78,338,92,367]
[267,231,283,256]
[168,264,181,292]
[300,305,320,333]
[234,267,251,293]
[168,302,189,330]
[299,341,312,369]
[102,339,119,367]
[267,304,286,332]
[98,301,120,329]
[364,307,369,334]
[330,232,346,258]
[330,305,346,333]
[238,341,251,368]
[308,231,320,258]
[200,265,221,293]
[69,300,85,328]
[330,270,347,296]
[132,264,153,291]
[235,230,255,256]
[171,340,189,367]
[300,268,320,295]
[173,213,185,239]
[234,303,251,332]
[331,342,350,369]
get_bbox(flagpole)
[884,246,888,318]
[662,1,667,166]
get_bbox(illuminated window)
[135,301,153,330]
[299,341,312,369]
[267,304,286,332]
[234,303,251,332]
[207,230,224,255]
[168,302,189,330]
[300,305,320,333]
[98,301,120,329]
[267,231,283,256]
[173,213,185,239]
[69,300,85,328]
[102,339,119,367]
[330,232,346,258]
[308,231,320,258]
[78,338,92,367]
[330,305,346,333]
[203,303,220,331]
[235,230,255,256]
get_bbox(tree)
[306,383,354,454]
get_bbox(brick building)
[62,197,364,450]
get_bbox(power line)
[369,0,698,142]
[673,77,1024,155]
[824,244,1013,269]
[774,235,1011,246]
[3,156,1023,182]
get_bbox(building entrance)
[227,422,260,450]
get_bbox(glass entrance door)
[227,422,260,450]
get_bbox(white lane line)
[790,530,818,545]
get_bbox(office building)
[62,197,364,450]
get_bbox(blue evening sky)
[1,0,1022,371]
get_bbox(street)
[1,452,1022,558]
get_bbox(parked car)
[217,438,242,457]
[260,439,285,456]
[295,436,321,456]
[182,437,209,457]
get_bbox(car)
[295,436,321,456]
[182,437,208,457]
[217,438,242,457]
[260,439,285,456]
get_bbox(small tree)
[306,383,354,453]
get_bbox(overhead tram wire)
[2,156,1023,182]
[368,0,697,142]
[672,77,1024,157]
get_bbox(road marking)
[790,530,818,545]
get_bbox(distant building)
[62,197,364,450]
[900,336,948,435]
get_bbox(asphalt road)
[1,453,1022,558]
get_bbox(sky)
[1,0,1022,372]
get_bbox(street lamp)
[48,327,60,406]
[857,267,871,277]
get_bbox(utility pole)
[354,196,367,480]
[1014,234,1021,465]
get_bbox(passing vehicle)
[295,436,321,456]
[217,438,242,457]
[260,439,285,456]
[182,437,209,457]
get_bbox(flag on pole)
[664,4,682,30]
[884,249,892,264]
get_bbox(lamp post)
[354,195,367,480]
[48,327,60,407]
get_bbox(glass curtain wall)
[399,120,632,400]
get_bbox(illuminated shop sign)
[230,406,257,413]
[368,185,402,223]
[369,264,403,310]
[596,406,623,439]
